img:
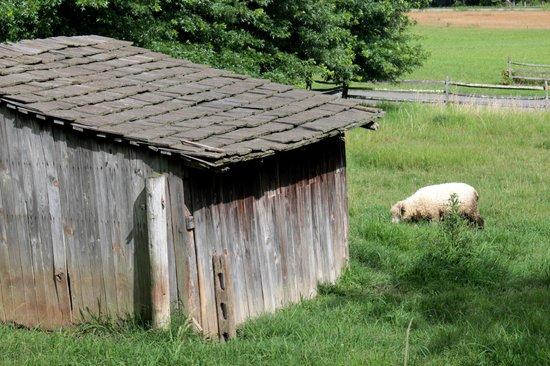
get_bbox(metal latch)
[185,215,195,230]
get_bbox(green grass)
[313,24,550,97]
[408,25,550,84]
[1,104,549,365]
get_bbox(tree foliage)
[429,0,548,5]
[0,0,428,85]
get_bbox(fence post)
[507,57,512,80]
[545,80,549,109]
[444,76,450,105]
[146,174,171,330]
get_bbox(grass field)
[314,12,550,97]
[408,25,550,84]
[1,103,548,365]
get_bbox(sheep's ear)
[400,203,405,215]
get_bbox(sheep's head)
[390,201,405,223]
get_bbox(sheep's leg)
[431,207,445,223]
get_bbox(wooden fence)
[507,57,550,85]
[443,77,549,100]
[315,77,549,102]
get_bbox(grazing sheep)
[391,183,484,227]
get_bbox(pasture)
[409,9,550,84]
[313,10,550,97]
[408,25,550,84]
[1,103,548,365]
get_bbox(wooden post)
[146,174,171,330]
[544,80,549,101]
[444,76,450,105]
[507,57,512,80]
[213,252,236,342]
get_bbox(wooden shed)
[0,35,381,337]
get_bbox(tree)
[0,0,428,87]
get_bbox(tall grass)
[0,104,548,365]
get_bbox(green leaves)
[0,0,428,86]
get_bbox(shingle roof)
[0,35,382,168]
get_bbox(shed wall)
[189,136,348,335]
[0,106,196,328]
[0,106,349,334]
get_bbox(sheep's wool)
[391,183,483,226]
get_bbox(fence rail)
[315,77,548,97]
[508,57,550,83]
[510,60,550,69]
[449,80,545,91]
[313,76,549,108]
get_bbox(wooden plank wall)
[190,136,348,336]
[0,105,348,334]
[0,106,198,328]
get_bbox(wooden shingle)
[0,35,382,168]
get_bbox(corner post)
[146,174,171,330]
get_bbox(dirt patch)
[409,10,550,29]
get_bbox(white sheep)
[390,183,484,227]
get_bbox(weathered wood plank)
[267,162,284,309]
[166,171,186,311]
[328,149,343,277]
[282,163,300,304]
[52,129,84,319]
[73,139,99,319]
[113,148,136,316]
[161,167,178,312]
[321,149,337,283]
[271,162,291,306]
[105,147,127,317]
[0,111,16,323]
[14,117,48,326]
[181,177,201,325]
[39,121,72,324]
[126,150,149,319]
[310,154,327,285]
[92,145,118,317]
[255,166,277,313]
[241,193,264,317]
[5,115,39,326]
[221,181,249,324]
[190,175,219,337]
[295,161,315,298]
[337,136,349,265]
